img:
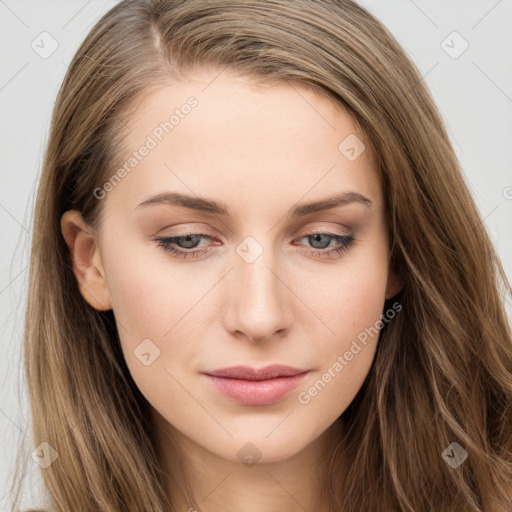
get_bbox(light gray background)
[1,0,511,509]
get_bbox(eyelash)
[153,231,355,259]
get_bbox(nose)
[223,241,291,343]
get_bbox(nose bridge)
[225,234,289,341]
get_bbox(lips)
[202,364,310,406]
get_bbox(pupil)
[311,234,329,249]
[180,235,199,248]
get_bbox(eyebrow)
[135,191,372,217]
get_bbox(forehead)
[105,69,383,218]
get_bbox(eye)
[295,232,355,258]
[154,233,214,259]
[154,230,355,259]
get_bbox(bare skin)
[61,68,403,512]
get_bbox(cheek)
[102,247,198,406]
[103,239,204,339]
[101,237,215,388]
[299,239,389,409]
[318,239,390,339]
[296,291,387,424]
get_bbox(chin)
[213,429,319,466]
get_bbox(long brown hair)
[10,0,512,510]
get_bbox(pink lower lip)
[205,372,309,406]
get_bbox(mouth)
[202,365,310,406]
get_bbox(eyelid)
[154,225,356,261]
[296,224,352,236]
[155,221,352,237]
[152,223,355,253]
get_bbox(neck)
[153,410,340,512]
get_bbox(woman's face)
[67,69,401,465]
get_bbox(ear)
[60,210,112,311]
[385,263,404,300]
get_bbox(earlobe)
[385,266,404,300]
[60,210,112,311]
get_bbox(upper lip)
[203,364,309,381]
